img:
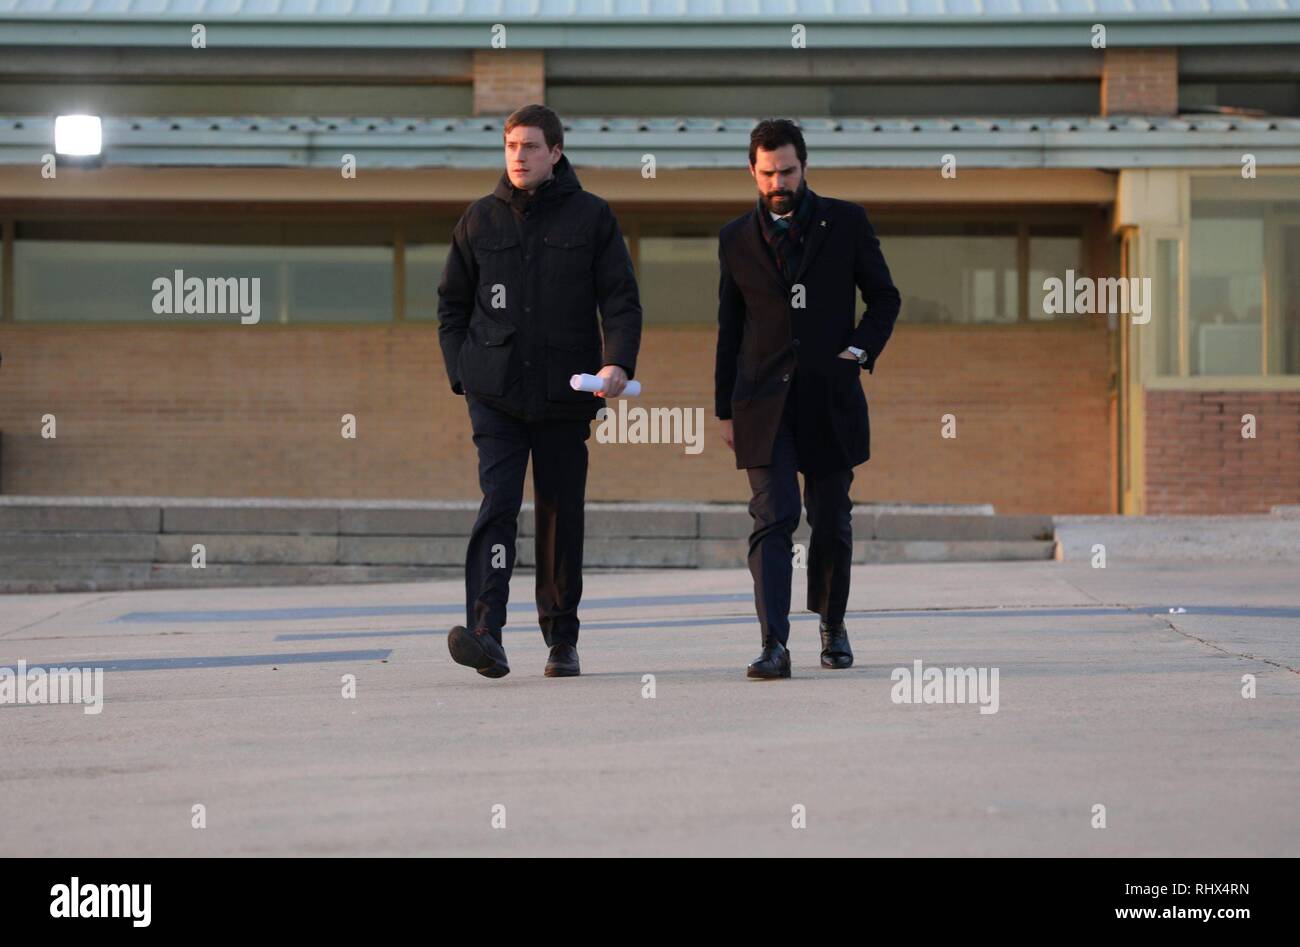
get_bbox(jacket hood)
[493,153,583,209]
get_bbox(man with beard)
[715,118,902,679]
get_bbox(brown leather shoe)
[544,643,581,677]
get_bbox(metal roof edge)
[4,114,1300,171]
[2,17,1300,48]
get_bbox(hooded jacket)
[437,153,643,422]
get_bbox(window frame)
[1141,168,1300,391]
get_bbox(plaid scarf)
[756,182,816,284]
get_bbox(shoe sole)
[821,658,854,669]
[447,626,510,678]
[746,666,792,679]
[544,665,581,678]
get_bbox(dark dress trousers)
[715,190,901,646]
[437,154,642,645]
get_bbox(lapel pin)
[820,220,827,226]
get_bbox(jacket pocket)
[471,235,520,254]
[543,233,589,251]
[731,369,757,405]
[471,236,520,289]
[544,336,603,403]
[543,232,592,278]
[457,320,517,398]
[835,352,863,374]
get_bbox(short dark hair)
[504,104,564,151]
[748,118,807,167]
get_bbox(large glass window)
[879,222,1085,324]
[5,210,1093,328]
[631,217,1086,326]
[1189,216,1265,375]
[13,220,395,324]
[1159,175,1300,377]
[884,225,1018,324]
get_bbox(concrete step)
[0,561,464,593]
[0,531,157,561]
[694,540,1055,569]
[0,497,1053,591]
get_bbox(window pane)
[15,241,283,323]
[407,242,450,322]
[1190,174,1300,377]
[1281,225,1300,375]
[1189,217,1264,375]
[638,235,719,325]
[1028,234,1084,321]
[14,232,394,323]
[881,233,1017,324]
[282,246,392,324]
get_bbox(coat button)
[782,374,790,382]
[792,339,800,347]
[524,360,531,367]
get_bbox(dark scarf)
[756,180,816,283]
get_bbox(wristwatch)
[847,345,867,365]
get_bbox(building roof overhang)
[3,114,1300,170]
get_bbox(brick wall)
[1100,47,1179,116]
[1144,390,1300,514]
[0,321,1114,514]
[472,50,545,116]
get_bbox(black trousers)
[464,394,592,648]
[745,378,855,647]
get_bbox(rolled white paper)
[570,373,642,397]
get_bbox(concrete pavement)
[1,558,1297,856]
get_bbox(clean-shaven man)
[715,119,901,679]
[437,104,642,679]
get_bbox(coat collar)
[747,187,834,289]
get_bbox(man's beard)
[764,179,805,215]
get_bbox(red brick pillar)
[1101,48,1178,116]
[472,50,545,116]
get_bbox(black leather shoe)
[819,619,854,669]
[447,625,510,678]
[746,641,791,679]
[544,643,581,678]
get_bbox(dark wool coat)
[715,190,901,474]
